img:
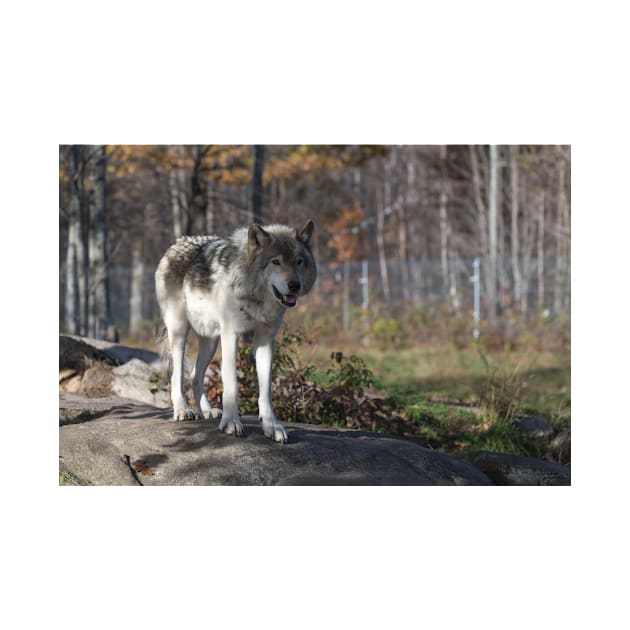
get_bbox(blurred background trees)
[58,144,570,344]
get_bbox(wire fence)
[60,255,570,341]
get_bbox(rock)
[60,361,114,398]
[59,335,118,371]
[469,451,570,486]
[60,335,170,405]
[547,430,571,464]
[111,358,169,408]
[62,334,165,370]
[512,415,554,438]
[59,393,494,486]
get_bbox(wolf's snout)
[288,280,301,294]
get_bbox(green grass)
[311,342,570,459]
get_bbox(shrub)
[204,328,406,431]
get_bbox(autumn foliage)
[327,202,367,263]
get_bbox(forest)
[58,144,570,346]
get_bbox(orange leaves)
[327,202,367,263]
[265,146,347,183]
[132,459,156,476]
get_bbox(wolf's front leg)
[218,331,244,437]
[192,335,222,420]
[254,332,288,444]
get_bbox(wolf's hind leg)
[192,335,221,420]
[166,317,196,421]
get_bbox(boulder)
[59,393,494,486]
[61,334,165,370]
[111,358,169,408]
[469,451,570,486]
[60,335,170,406]
[59,335,118,371]
[512,415,555,438]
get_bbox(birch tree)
[439,145,450,304]
[488,144,500,326]
[553,150,570,314]
[509,145,522,307]
[398,147,412,303]
[377,154,391,301]
[469,145,490,302]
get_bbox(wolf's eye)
[271,258,280,266]
[296,257,304,266]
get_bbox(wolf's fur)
[155,220,317,443]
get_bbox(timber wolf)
[155,220,317,443]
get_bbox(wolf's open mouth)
[273,285,298,307]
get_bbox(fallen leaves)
[132,459,156,476]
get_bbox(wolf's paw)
[200,397,222,420]
[262,420,289,444]
[173,406,198,421]
[201,407,222,421]
[219,414,245,437]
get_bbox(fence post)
[360,260,369,343]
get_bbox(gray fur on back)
[156,223,317,305]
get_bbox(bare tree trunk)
[78,152,90,336]
[191,145,209,234]
[398,149,413,303]
[65,146,91,336]
[252,145,265,224]
[448,223,460,314]
[520,206,536,318]
[562,150,571,314]
[553,157,567,315]
[377,158,391,301]
[439,145,450,304]
[169,147,189,239]
[64,146,82,334]
[129,239,144,336]
[537,190,546,311]
[497,153,509,305]
[87,145,110,339]
[488,144,500,326]
[469,145,491,309]
[509,145,522,309]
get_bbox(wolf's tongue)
[283,294,297,306]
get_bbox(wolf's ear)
[296,219,314,247]
[248,223,272,254]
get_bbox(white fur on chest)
[183,281,282,337]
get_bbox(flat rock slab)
[470,451,571,486]
[59,393,493,486]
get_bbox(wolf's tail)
[155,320,172,378]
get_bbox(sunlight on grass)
[312,340,570,457]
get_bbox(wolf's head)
[247,220,317,308]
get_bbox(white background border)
[2,1,627,628]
